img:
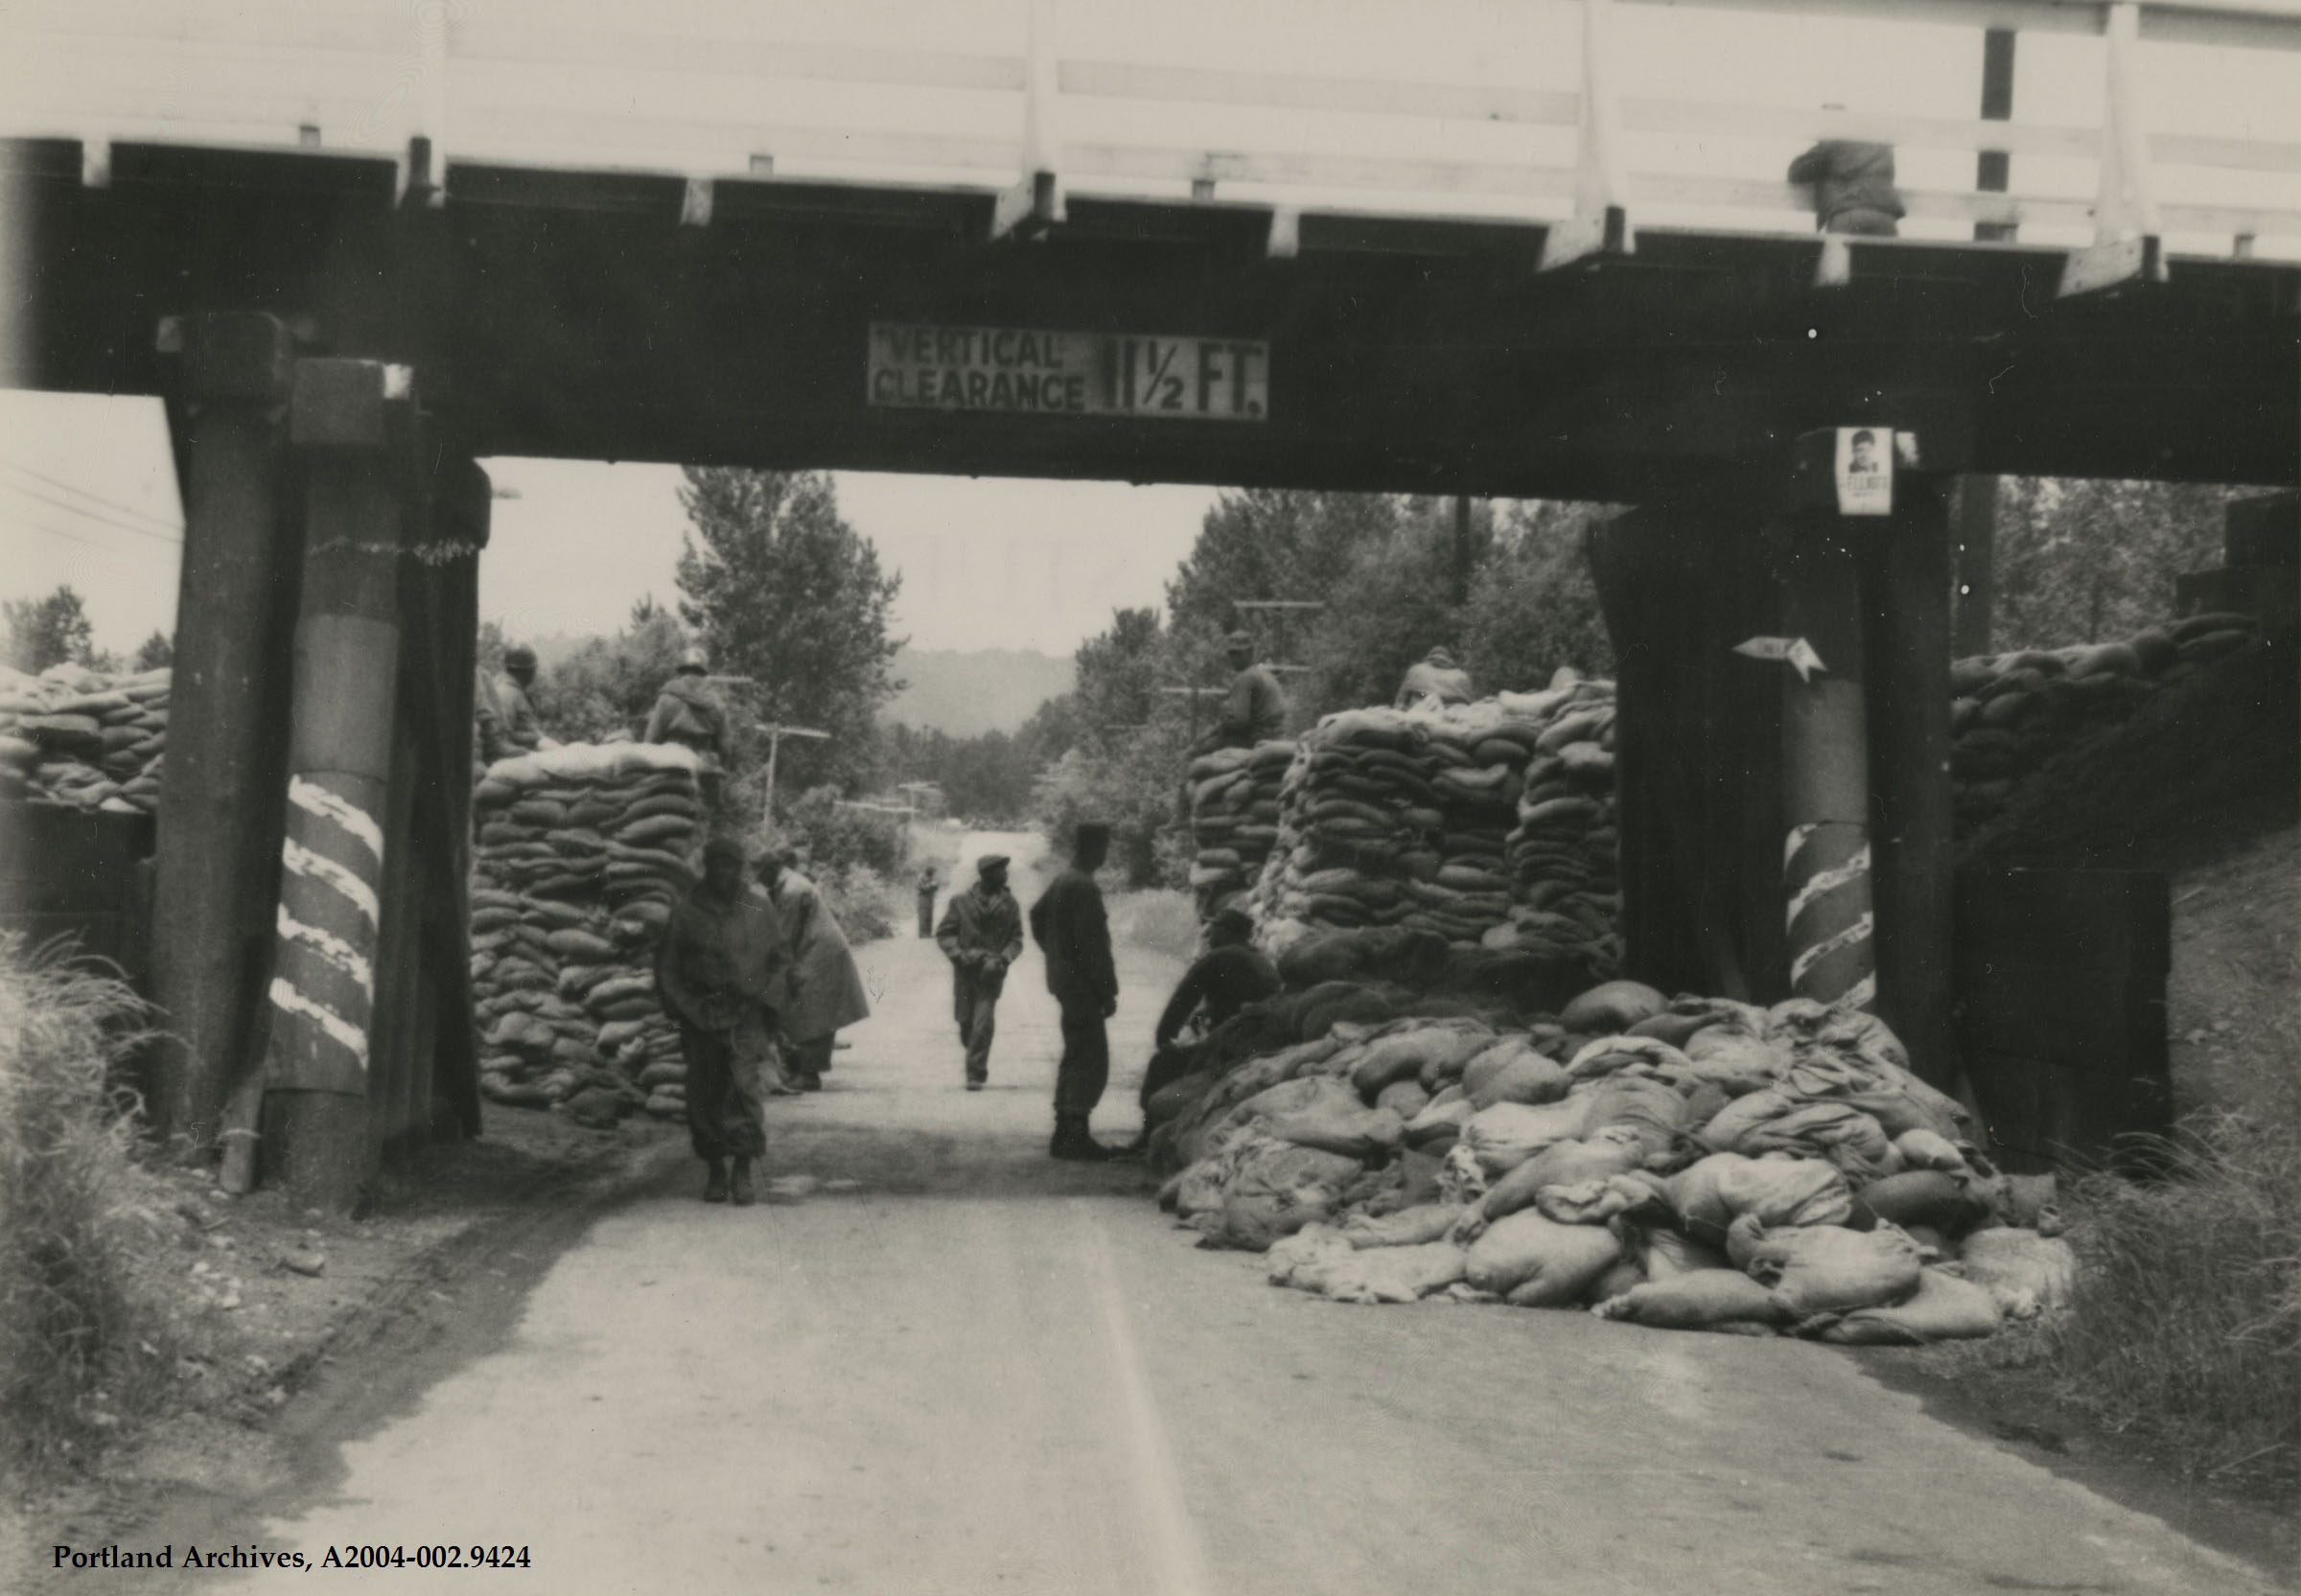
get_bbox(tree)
[675,469,903,797]
[132,630,174,671]
[1165,489,1401,656]
[538,604,690,744]
[1989,477,2237,652]
[4,585,95,673]
[1457,500,1617,689]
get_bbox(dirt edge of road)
[1856,1348,2299,1585]
[7,1113,690,1595]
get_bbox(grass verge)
[0,935,187,1482]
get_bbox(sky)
[3,2,2296,659]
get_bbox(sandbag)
[1374,1079,1431,1122]
[1460,1097,1592,1177]
[1813,1267,2001,1345]
[1463,1128,1648,1237]
[1265,1090,1404,1161]
[1338,1203,1465,1249]
[1464,1211,1621,1305]
[1892,1128,1969,1172]
[1209,1137,1365,1251]
[1574,1075,1688,1160]
[1317,1242,1470,1305]
[1732,1101,1901,1183]
[1593,1270,1786,1331]
[1463,1044,1569,1110]
[1535,1171,1666,1227]
[1266,1224,1357,1289]
[1679,1029,1789,1096]
[1954,1229,2077,1313]
[1348,1025,1493,1101]
[1634,1226,1733,1282]
[1559,980,1666,1034]
[1666,1153,1853,1242]
[1850,1169,1994,1237]
[1731,1215,1924,1318]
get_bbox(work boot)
[703,1159,729,1203]
[1051,1115,1119,1163]
[730,1157,756,1207]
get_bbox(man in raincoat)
[1191,630,1288,756]
[644,648,731,810]
[655,838,788,1205]
[936,852,1024,1090]
[1029,821,1122,1160]
[764,845,872,1092]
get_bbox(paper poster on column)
[1834,428,1894,517]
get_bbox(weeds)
[2035,1048,2301,1492]
[0,935,180,1477]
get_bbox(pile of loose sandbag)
[1187,739,1294,917]
[0,663,171,814]
[470,742,707,1125]
[1157,976,2072,1343]
[1249,673,1619,973]
[1952,611,2261,831]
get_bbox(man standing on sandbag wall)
[936,852,1023,1091]
[764,845,872,1093]
[1190,630,1288,757]
[475,643,546,766]
[656,838,788,1205]
[1029,821,1123,1161]
[644,648,730,812]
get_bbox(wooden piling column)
[148,314,299,1148]
[1779,525,1877,1009]
[261,358,415,1213]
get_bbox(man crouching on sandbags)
[1128,908,1280,1153]
[655,837,790,1205]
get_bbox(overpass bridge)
[1,0,2294,1205]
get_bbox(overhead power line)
[0,508,132,555]
[0,457,184,540]
[0,478,183,546]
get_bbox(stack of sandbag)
[1493,675,1621,977]
[1951,612,2260,831]
[1187,739,1294,917]
[1251,675,1617,958]
[0,662,171,814]
[1158,976,2070,1343]
[469,742,707,1124]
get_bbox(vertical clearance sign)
[867,323,1269,422]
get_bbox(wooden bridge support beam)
[260,358,416,1214]
[148,313,300,1150]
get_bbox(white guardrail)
[1,0,2297,272]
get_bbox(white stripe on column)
[288,775,385,861]
[277,905,376,1000]
[282,837,381,924]
[267,977,370,1068]
[1790,910,1876,987]
[1786,843,1872,929]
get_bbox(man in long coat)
[655,838,788,1205]
[765,847,872,1092]
[936,852,1024,1090]
[1029,821,1122,1160]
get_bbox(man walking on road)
[655,838,788,1205]
[935,853,1023,1091]
[1029,821,1123,1161]
[916,864,941,938]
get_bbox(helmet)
[677,648,708,674]
[503,644,538,670]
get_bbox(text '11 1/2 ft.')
[867,323,1269,422]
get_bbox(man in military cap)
[475,643,545,765]
[1029,821,1122,1159]
[1395,645,1476,711]
[1192,629,1288,756]
[645,647,731,809]
[935,851,1024,1090]
[655,837,788,1205]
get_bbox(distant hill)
[883,646,1074,737]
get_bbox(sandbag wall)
[1150,952,2066,1342]
[470,743,706,1122]
[1187,740,1293,916]
[0,663,171,814]
[1951,612,2261,833]
[1249,676,1621,978]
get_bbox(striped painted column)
[1779,528,1876,1010]
[262,359,414,1210]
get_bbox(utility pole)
[760,724,831,820]
[1956,28,2016,657]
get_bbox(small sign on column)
[1834,427,1894,517]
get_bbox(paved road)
[181,832,2274,1595]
